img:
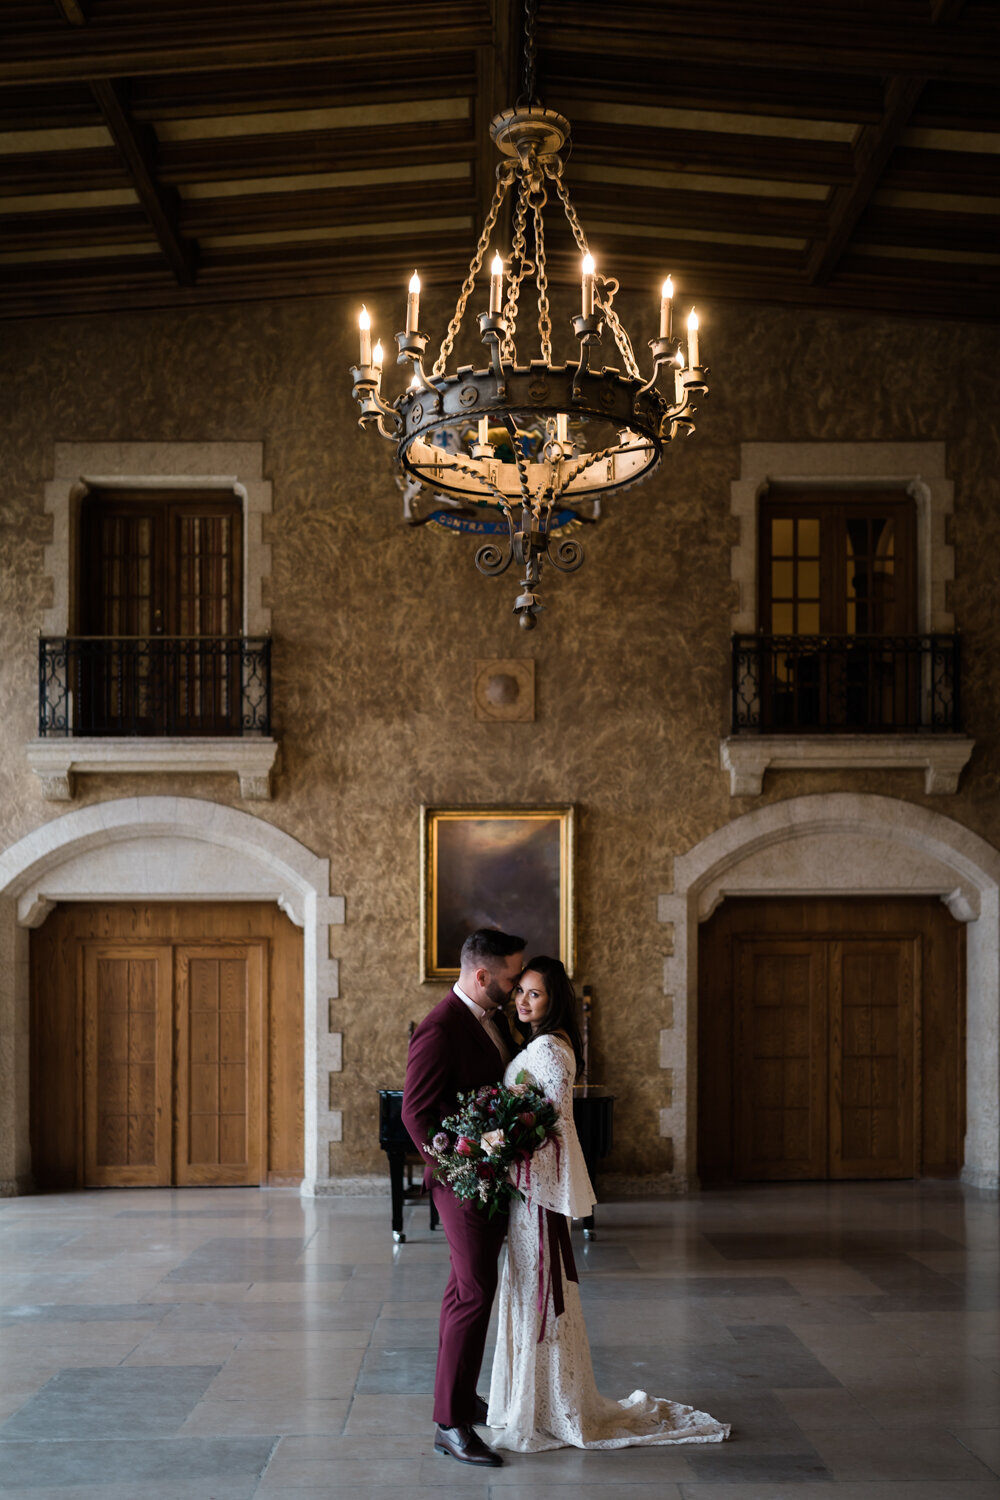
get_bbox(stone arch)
[0,797,344,1196]
[658,794,1000,1192]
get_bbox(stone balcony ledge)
[720,733,975,798]
[26,736,279,802]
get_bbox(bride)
[487,954,730,1452]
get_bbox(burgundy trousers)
[431,1184,508,1426]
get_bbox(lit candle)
[372,338,383,372]
[556,413,568,445]
[406,270,420,334]
[359,305,372,366]
[409,372,420,390]
[660,276,673,339]
[581,252,595,318]
[478,416,489,446]
[687,307,699,368]
[674,348,685,402]
[489,252,504,315]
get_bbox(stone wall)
[2,288,999,1186]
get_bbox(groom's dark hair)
[460,927,525,969]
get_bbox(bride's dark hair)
[511,954,584,1080]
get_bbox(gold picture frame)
[421,805,575,982]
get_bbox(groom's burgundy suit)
[402,990,512,1427]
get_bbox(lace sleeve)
[515,1035,575,1208]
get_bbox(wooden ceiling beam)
[0,5,493,85]
[568,186,827,240]
[156,125,477,186]
[806,74,926,284]
[571,124,854,185]
[857,203,1000,253]
[52,0,87,25]
[544,56,886,125]
[882,146,1000,196]
[0,147,124,195]
[128,57,478,121]
[90,78,195,285]
[535,3,1000,84]
[4,242,997,324]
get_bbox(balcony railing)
[39,636,271,738]
[732,633,961,735]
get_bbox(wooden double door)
[31,903,304,1190]
[698,898,964,1183]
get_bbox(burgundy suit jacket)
[401,990,510,1189]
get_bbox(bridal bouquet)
[425,1072,561,1218]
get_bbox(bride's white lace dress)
[487,1033,730,1452]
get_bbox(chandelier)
[350,1,710,629]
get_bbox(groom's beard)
[484,975,512,1010]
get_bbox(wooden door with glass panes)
[759,492,917,730]
[78,490,242,734]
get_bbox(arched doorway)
[0,797,343,1197]
[659,794,1000,1193]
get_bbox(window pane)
[771,518,794,554]
[772,561,794,597]
[798,518,820,555]
[797,560,820,598]
[772,603,794,634]
[798,603,820,634]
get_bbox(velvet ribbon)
[536,1204,579,1342]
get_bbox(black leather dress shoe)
[434,1423,503,1466]
[472,1393,489,1425]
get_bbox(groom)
[402,926,524,1468]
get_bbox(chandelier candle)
[347,8,713,630]
[406,272,420,334]
[660,277,674,339]
[372,339,383,372]
[358,305,372,367]
[687,308,700,369]
[581,253,596,318]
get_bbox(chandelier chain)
[548,167,642,381]
[533,195,553,363]
[433,165,514,377]
[501,173,532,363]
[522,0,538,104]
[597,283,642,381]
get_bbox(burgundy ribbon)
[536,1205,579,1342]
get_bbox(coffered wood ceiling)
[1,0,998,322]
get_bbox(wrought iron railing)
[731,633,961,735]
[38,636,271,737]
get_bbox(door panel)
[831,939,916,1178]
[175,945,264,1187]
[82,945,172,1187]
[734,940,828,1179]
[31,903,302,1190]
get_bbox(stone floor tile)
[123,1331,244,1365]
[180,1397,349,1436]
[676,1485,1000,1499]
[0,1434,276,1488]
[773,1386,879,1433]
[950,1427,1000,1477]
[243,1281,349,1301]
[811,1427,996,1481]
[342,1392,433,1434]
[0,1364,221,1441]
[202,1346,365,1401]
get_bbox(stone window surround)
[658,792,1000,1195]
[0,796,345,1198]
[27,442,277,801]
[721,441,973,796]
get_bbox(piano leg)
[387,1146,406,1242]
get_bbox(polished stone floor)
[0,1181,998,1499]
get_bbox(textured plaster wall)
[2,288,1000,1186]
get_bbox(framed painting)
[421,806,575,982]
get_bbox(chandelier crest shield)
[349,7,710,629]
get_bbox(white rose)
[480,1128,506,1155]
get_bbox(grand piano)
[378,1083,615,1243]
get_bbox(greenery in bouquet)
[425,1070,561,1217]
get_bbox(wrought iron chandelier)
[350,0,710,629]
